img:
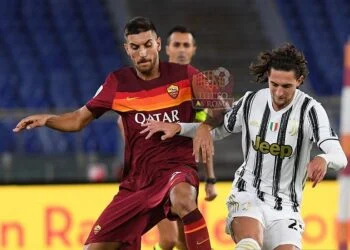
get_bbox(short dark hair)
[167,25,196,45]
[124,16,157,38]
[249,43,309,84]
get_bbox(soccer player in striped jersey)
[141,44,348,250]
[13,17,212,250]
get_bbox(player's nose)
[275,87,284,97]
[139,47,147,57]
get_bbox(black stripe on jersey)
[302,171,308,190]
[274,196,283,210]
[236,177,247,192]
[308,106,320,143]
[330,128,337,137]
[238,92,257,178]
[257,190,265,201]
[272,107,293,203]
[225,98,243,132]
[253,103,270,188]
[290,97,311,212]
[243,92,257,160]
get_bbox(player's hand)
[13,114,53,132]
[140,120,181,140]
[205,183,217,201]
[193,124,213,163]
[306,156,327,188]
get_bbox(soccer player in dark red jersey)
[13,17,212,250]
[116,24,216,250]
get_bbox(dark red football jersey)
[86,62,198,190]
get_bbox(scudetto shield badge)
[167,84,179,99]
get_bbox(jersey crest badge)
[288,119,299,136]
[249,120,260,128]
[167,84,179,99]
[269,121,279,132]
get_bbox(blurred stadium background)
[0,0,349,249]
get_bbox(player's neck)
[136,61,160,81]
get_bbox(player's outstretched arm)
[13,106,94,133]
[193,124,213,163]
[306,156,328,188]
[140,120,181,140]
[307,140,348,188]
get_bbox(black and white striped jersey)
[216,88,342,211]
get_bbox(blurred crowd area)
[0,0,349,183]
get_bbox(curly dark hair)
[249,43,309,84]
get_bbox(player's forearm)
[46,111,87,132]
[178,122,201,137]
[318,140,348,170]
[179,122,228,140]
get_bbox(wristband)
[206,178,216,184]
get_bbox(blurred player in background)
[166,25,196,65]
[338,167,350,250]
[13,16,212,250]
[118,25,216,250]
[159,25,216,250]
[141,44,348,250]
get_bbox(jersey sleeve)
[316,139,347,170]
[85,73,117,118]
[307,102,339,149]
[222,92,247,134]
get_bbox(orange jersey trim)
[112,83,192,112]
[184,224,207,234]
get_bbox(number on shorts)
[288,219,303,231]
[288,219,297,230]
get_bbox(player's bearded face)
[268,68,303,111]
[124,31,161,75]
[166,32,196,65]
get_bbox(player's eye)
[145,41,152,47]
[173,42,180,48]
[131,45,139,50]
[183,43,190,48]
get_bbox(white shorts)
[338,175,350,221]
[225,189,304,250]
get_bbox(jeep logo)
[252,135,293,159]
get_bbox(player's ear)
[156,36,161,52]
[296,75,304,86]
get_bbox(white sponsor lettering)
[134,109,180,124]
[163,112,172,122]
[171,110,179,121]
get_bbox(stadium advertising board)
[0,182,343,249]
